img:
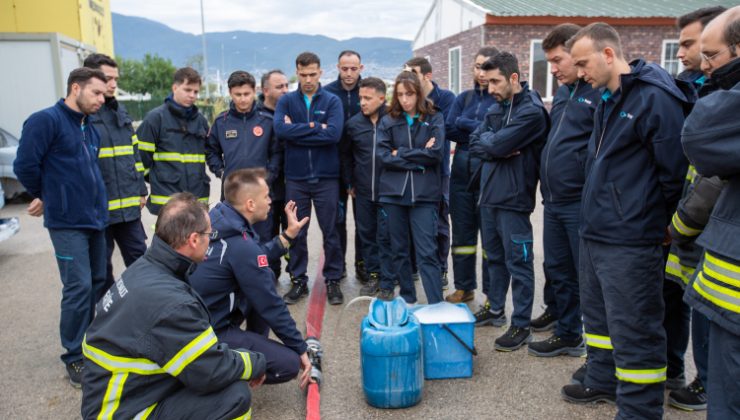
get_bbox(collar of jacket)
[56,98,87,124]
[147,235,198,280]
[712,57,740,90]
[295,84,324,99]
[104,95,119,111]
[619,59,691,104]
[165,94,199,120]
[227,101,258,120]
[473,82,488,95]
[503,81,531,107]
[212,201,255,240]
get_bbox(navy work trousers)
[286,179,343,284]
[480,207,534,328]
[580,239,666,420]
[105,218,147,290]
[384,203,442,304]
[707,321,740,419]
[354,195,392,282]
[542,201,581,339]
[437,175,450,273]
[48,228,107,364]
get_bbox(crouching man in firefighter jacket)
[81,193,266,420]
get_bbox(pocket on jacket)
[510,232,533,263]
[608,182,624,219]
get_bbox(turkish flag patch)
[253,126,264,136]
[257,254,268,267]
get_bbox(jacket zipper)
[81,119,99,216]
[371,122,377,201]
[407,123,415,203]
[477,99,515,206]
[306,97,314,178]
[544,80,578,202]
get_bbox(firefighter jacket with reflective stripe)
[469,82,550,213]
[81,235,266,419]
[539,80,600,204]
[579,59,695,246]
[13,99,108,230]
[189,202,307,355]
[682,60,740,335]
[136,98,210,214]
[205,102,281,186]
[376,111,445,205]
[340,105,387,201]
[90,98,147,224]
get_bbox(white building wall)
[413,0,486,50]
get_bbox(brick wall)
[415,23,680,93]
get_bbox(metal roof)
[468,0,739,18]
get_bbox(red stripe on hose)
[305,253,326,420]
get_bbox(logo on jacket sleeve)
[257,254,268,267]
[225,130,238,139]
[253,126,264,136]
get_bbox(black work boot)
[528,334,586,357]
[474,301,506,327]
[494,326,532,351]
[668,377,707,411]
[283,278,309,305]
[530,308,557,332]
[326,282,344,305]
[561,383,616,405]
[360,273,380,296]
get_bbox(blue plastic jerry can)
[360,297,423,408]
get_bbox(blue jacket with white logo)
[273,86,344,181]
[324,75,361,121]
[14,99,108,230]
[580,59,694,245]
[341,105,387,201]
[540,80,601,204]
[469,82,550,212]
[377,111,446,204]
[206,102,281,186]
[682,59,740,335]
[188,201,307,355]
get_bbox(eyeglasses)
[198,231,213,237]
[701,44,735,63]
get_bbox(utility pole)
[200,0,210,98]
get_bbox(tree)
[117,54,177,97]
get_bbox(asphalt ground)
[0,177,704,419]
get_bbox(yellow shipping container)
[0,0,113,55]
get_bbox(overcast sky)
[111,0,432,40]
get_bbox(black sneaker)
[561,383,616,405]
[666,373,686,391]
[571,362,587,385]
[283,282,309,305]
[530,308,557,332]
[668,377,707,411]
[494,326,532,352]
[528,334,586,357]
[441,271,449,290]
[327,282,344,305]
[66,360,84,388]
[355,260,369,284]
[474,301,506,327]
[378,288,395,301]
[360,273,380,296]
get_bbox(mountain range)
[112,13,413,81]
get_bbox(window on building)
[529,40,558,101]
[662,40,683,77]
[448,46,462,94]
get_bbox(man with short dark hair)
[206,70,281,248]
[562,23,693,418]
[445,46,499,305]
[404,57,456,290]
[469,52,549,352]
[81,192,266,419]
[83,53,149,295]
[274,52,345,305]
[137,67,210,215]
[340,77,392,297]
[189,169,313,389]
[325,50,366,284]
[527,23,600,360]
[14,67,109,387]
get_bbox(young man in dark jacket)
[444,46,499,305]
[81,193,265,419]
[528,24,600,358]
[562,24,693,419]
[325,50,366,284]
[340,77,392,297]
[137,67,210,215]
[84,53,148,294]
[273,52,345,305]
[189,169,312,389]
[469,52,550,351]
[14,68,108,388]
[682,8,740,418]
[206,71,281,246]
